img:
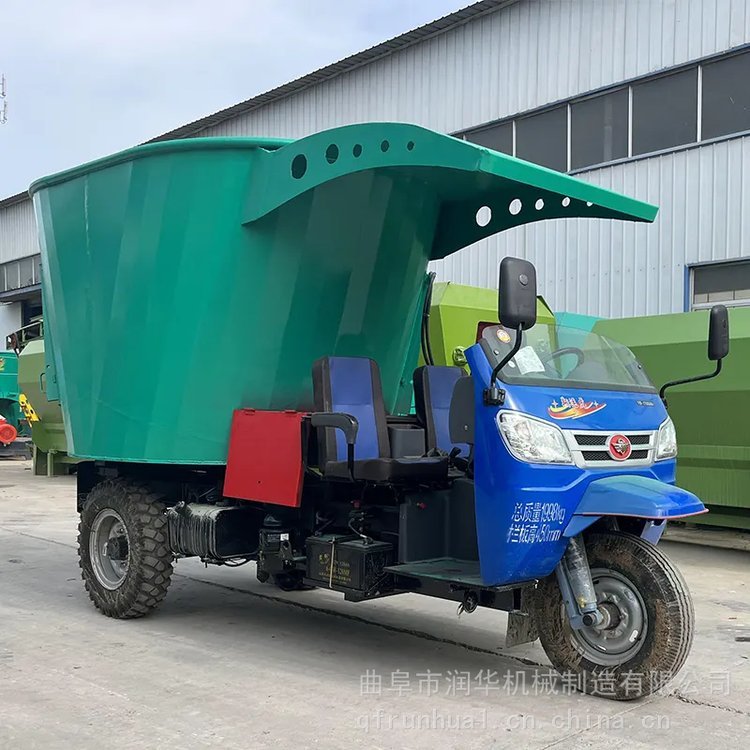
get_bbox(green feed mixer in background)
[592,308,749,530]
[0,349,31,454]
[16,335,78,476]
[421,281,554,368]
[428,291,748,531]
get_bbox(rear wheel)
[532,531,694,700]
[79,479,174,618]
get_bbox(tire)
[78,479,174,618]
[272,572,315,591]
[531,531,694,700]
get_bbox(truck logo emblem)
[548,396,606,420]
[607,434,632,461]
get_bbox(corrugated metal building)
[0,195,42,335]
[1,0,749,334]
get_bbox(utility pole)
[0,75,7,125]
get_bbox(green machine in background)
[593,307,749,530]
[16,335,77,475]
[0,351,25,430]
[433,294,748,531]
[424,281,555,367]
[0,350,31,456]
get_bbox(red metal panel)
[224,409,306,507]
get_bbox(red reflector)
[0,422,17,445]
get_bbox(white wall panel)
[0,199,38,264]
[201,0,750,141]
[0,302,21,335]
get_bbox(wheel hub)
[568,568,647,666]
[90,509,130,590]
[104,535,129,561]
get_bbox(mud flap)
[505,589,539,647]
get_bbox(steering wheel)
[541,346,585,370]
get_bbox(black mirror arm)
[484,324,523,406]
[659,358,722,407]
[310,412,359,481]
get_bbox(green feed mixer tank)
[31,123,655,465]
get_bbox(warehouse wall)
[0,303,21,341]
[200,0,750,139]
[2,0,750,317]
[0,198,37,264]
[436,135,750,316]
[194,0,750,317]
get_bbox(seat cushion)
[324,456,448,483]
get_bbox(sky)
[0,0,467,198]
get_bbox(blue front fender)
[564,475,707,538]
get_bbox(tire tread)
[78,479,174,619]
[531,531,694,700]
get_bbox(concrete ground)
[0,461,748,749]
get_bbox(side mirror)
[485,257,538,405]
[498,257,537,330]
[708,304,729,361]
[659,303,730,405]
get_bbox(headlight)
[656,417,677,460]
[497,411,573,464]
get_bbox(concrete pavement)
[0,460,748,749]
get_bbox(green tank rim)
[29,136,292,195]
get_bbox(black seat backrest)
[449,376,475,448]
[312,357,389,464]
[413,365,469,456]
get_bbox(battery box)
[305,534,393,594]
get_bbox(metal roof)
[0,191,28,209]
[147,0,518,143]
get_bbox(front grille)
[574,433,650,447]
[575,434,607,447]
[581,449,649,462]
[568,430,656,467]
[629,434,650,446]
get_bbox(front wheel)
[531,531,694,700]
[79,479,174,618]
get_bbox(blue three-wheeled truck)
[30,123,729,700]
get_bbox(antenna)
[0,75,7,125]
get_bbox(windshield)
[480,323,655,393]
